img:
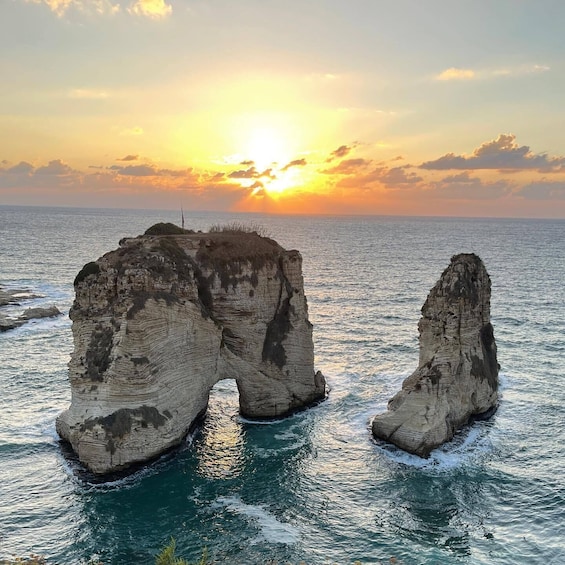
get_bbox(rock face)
[372,253,498,457]
[56,224,326,474]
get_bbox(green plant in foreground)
[155,538,209,565]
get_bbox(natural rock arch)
[57,225,326,474]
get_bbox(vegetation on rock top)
[144,223,194,236]
[74,261,100,286]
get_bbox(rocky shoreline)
[0,287,61,331]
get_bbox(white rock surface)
[56,225,326,474]
[372,253,499,457]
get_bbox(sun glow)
[262,167,304,195]
[227,118,310,196]
[245,126,291,170]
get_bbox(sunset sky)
[2,0,565,217]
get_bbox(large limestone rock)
[56,224,326,474]
[372,253,499,457]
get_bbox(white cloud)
[436,68,475,81]
[128,0,172,18]
[25,0,172,18]
[437,63,550,82]
[26,0,120,17]
[492,63,550,77]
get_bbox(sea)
[0,205,563,565]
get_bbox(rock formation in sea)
[372,253,499,457]
[56,223,326,474]
[0,286,61,331]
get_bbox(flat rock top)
[114,224,291,269]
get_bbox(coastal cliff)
[372,253,499,457]
[56,224,326,474]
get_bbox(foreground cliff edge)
[372,253,499,457]
[56,223,326,474]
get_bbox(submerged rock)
[372,253,499,457]
[56,225,326,474]
[0,287,42,307]
[0,287,61,332]
[0,313,20,332]
[20,305,61,320]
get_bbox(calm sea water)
[0,206,563,565]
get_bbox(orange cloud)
[281,158,307,171]
[321,158,371,175]
[327,144,352,161]
[116,154,139,162]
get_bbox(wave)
[366,376,507,472]
[213,495,300,545]
[372,417,497,473]
[253,437,308,458]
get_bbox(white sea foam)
[253,437,308,458]
[373,420,495,472]
[214,495,300,545]
[237,407,311,426]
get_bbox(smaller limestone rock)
[19,305,61,320]
[0,289,12,307]
[372,253,499,457]
[0,313,21,332]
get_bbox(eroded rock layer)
[372,253,499,457]
[56,225,325,474]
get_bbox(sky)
[2,0,565,217]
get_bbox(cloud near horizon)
[428,172,511,200]
[227,166,275,180]
[420,134,565,172]
[321,158,371,175]
[334,163,423,191]
[517,180,565,200]
[3,134,565,211]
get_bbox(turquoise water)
[0,206,564,564]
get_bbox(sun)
[231,123,306,196]
[245,126,291,171]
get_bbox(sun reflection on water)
[195,379,247,480]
